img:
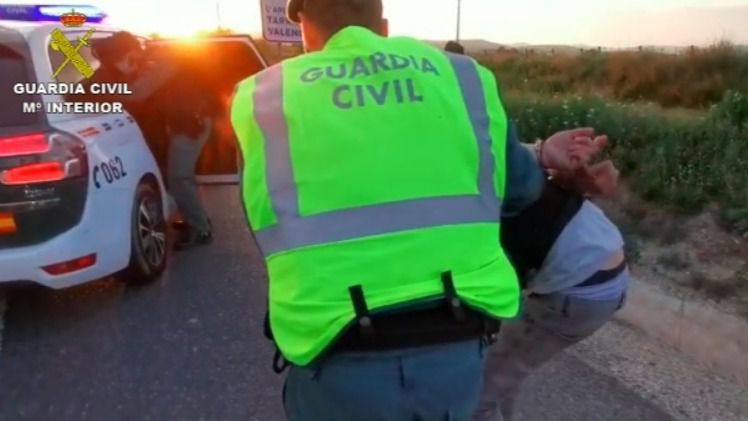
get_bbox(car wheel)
[118,181,168,284]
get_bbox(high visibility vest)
[231,26,520,366]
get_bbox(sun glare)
[98,0,748,47]
[151,24,202,38]
[174,33,201,42]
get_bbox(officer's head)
[287,0,387,52]
[96,31,143,77]
[445,41,465,55]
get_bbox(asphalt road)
[0,186,685,420]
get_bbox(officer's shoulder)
[235,52,324,89]
[282,50,325,68]
[233,75,255,92]
[233,68,267,96]
[234,59,286,87]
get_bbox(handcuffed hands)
[538,127,608,172]
[539,127,619,198]
[550,160,620,199]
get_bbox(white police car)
[0,4,268,289]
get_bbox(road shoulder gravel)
[616,275,748,388]
[571,320,748,421]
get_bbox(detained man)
[473,160,629,421]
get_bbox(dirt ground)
[596,185,748,321]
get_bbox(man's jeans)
[284,339,487,421]
[167,120,212,233]
[473,291,626,421]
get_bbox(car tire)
[117,181,168,284]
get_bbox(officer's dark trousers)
[167,119,212,233]
[283,339,487,421]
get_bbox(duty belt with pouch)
[268,271,502,374]
[335,271,501,352]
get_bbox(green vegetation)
[475,42,748,234]
[502,91,748,234]
[143,33,747,233]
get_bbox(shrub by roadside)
[503,91,748,235]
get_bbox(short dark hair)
[445,41,465,55]
[301,0,383,37]
[96,31,141,64]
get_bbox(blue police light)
[0,4,107,23]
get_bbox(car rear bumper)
[0,188,134,289]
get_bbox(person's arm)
[502,123,546,217]
[475,60,608,216]
[503,126,616,216]
[125,62,178,103]
[472,63,545,216]
[69,62,176,107]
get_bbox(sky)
[13,0,748,47]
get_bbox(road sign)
[259,0,301,43]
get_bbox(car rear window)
[0,33,40,128]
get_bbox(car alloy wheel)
[137,196,166,268]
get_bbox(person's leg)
[284,339,485,421]
[473,292,625,421]
[167,120,212,242]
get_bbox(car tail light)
[1,162,66,185]
[0,131,87,186]
[0,133,51,157]
[0,212,16,234]
[41,253,97,275]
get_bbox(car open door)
[147,35,268,184]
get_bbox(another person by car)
[156,48,223,250]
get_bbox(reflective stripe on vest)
[252,53,500,255]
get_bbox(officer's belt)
[333,271,501,353]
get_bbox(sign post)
[456,0,462,42]
[259,0,302,43]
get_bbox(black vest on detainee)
[500,179,585,288]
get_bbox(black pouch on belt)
[334,271,502,353]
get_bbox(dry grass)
[479,42,748,109]
[657,251,691,272]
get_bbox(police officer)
[81,34,215,249]
[88,32,143,86]
[157,49,221,249]
[230,0,607,419]
[78,32,168,120]
[81,32,183,107]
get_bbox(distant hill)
[455,39,506,53]
[427,39,595,55]
[426,39,504,53]
[237,33,747,57]
[427,39,748,55]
